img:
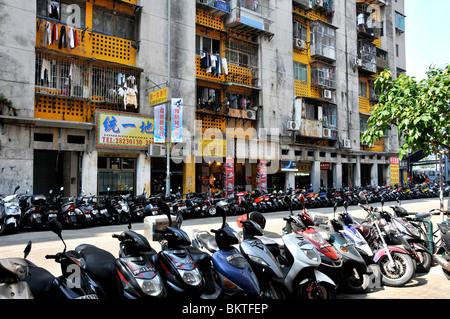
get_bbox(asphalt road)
[1,197,449,299]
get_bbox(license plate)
[76,294,98,299]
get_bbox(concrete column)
[334,162,343,189]
[354,157,361,187]
[136,153,151,195]
[81,150,98,196]
[371,163,378,186]
[285,171,295,191]
[245,160,252,191]
[311,157,321,192]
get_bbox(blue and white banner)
[171,98,183,143]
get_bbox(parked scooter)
[435,218,450,280]
[192,200,261,299]
[255,196,337,299]
[75,221,166,299]
[19,190,46,231]
[236,200,286,298]
[0,242,34,298]
[0,185,21,235]
[157,200,217,299]
[25,219,104,299]
[355,193,416,287]
[313,202,371,294]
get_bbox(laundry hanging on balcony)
[200,49,228,76]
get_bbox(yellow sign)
[96,110,154,149]
[390,157,400,185]
[149,87,168,107]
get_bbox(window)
[294,62,308,82]
[197,86,223,111]
[225,39,258,69]
[359,80,368,98]
[92,5,136,41]
[305,103,318,120]
[226,91,258,110]
[293,21,308,42]
[196,35,221,56]
[360,116,369,133]
[323,106,336,128]
[310,20,337,61]
[395,12,405,32]
[36,0,86,28]
[310,62,336,89]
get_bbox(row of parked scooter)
[1,181,447,236]
[0,190,441,299]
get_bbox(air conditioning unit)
[246,110,256,120]
[323,128,332,138]
[342,139,351,149]
[354,58,362,66]
[294,38,306,50]
[322,89,332,100]
[315,0,324,7]
[147,144,166,157]
[286,120,300,131]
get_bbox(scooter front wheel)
[297,280,336,300]
[378,252,415,287]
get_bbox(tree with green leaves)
[361,65,450,159]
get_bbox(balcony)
[376,48,388,70]
[34,50,141,123]
[197,0,230,16]
[310,20,337,62]
[357,40,377,74]
[313,0,335,16]
[225,0,274,39]
[293,0,312,10]
[310,61,336,90]
[36,17,137,67]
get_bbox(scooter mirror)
[48,219,63,236]
[14,186,20,194]
[23,241,32,259]
[299,194,305,206]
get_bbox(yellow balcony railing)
[36,18,136,66]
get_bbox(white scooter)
[256,196,337,299]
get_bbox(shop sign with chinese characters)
[96,110,153,149]
[390,157,400,185]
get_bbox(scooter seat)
[197,233,219,253]
[75,244,120,297]
[26,264,55,299]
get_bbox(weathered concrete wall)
[0,0,36,194]
[260,0,295,135]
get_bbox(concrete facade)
[0,0,406,197]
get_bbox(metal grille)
[35,51,140,106]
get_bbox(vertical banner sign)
[390,157,400,186]
[224,158,234,196]
[154,104,166,143]
[256,160,268,192]
[171,98,183,143]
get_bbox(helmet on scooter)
[249,211,266,230]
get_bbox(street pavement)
[0,197,449,300]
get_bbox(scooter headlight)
[14,263,28,281]
[248,255,269,267]
[301,248,319,261]
[180,268,202,286]
[136,276,164,297]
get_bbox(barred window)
[294,62,308,83]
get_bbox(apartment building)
[0,0,406,197]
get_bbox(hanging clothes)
[48,1,60,19]
[221,58,228,75]
[68,27,75,49]
[43,22,52,47]
[40,59,51,84]
[59,25,67,50]
[51,23,58,45]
